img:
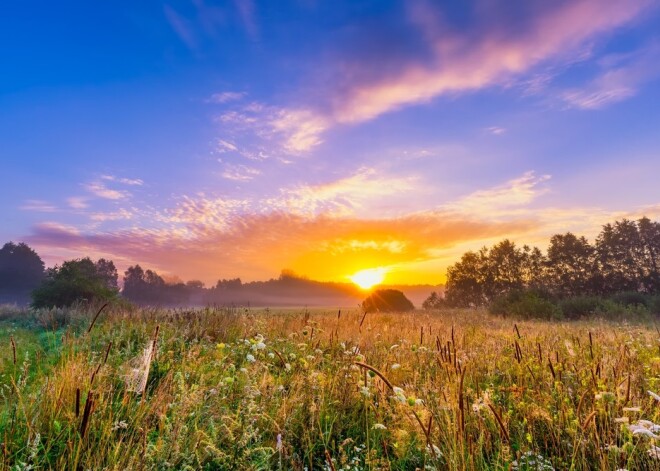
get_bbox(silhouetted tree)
[0,242,45,304]
[596,219,645,293]
[362,289,414,312]
[638,217,660,292]
[546,233,597,296]
[32,257,119,308]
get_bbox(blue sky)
[2,0,660,285]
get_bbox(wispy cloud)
[164,5,198,51]
[101,175,144,186]
[221,164,261,182]
[561,42,660,109]
[219,0,654,153]
[25,169,660,284]
[67,197,89,210]
[84,182,129,200]
[445,172,551,218]
[20,200,57,212]
[207,92,247,104]
[486,126,507,135]
[233,0,258,41]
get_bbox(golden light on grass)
[349,267,386,289]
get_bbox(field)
[1,305,660,470]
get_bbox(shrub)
[558,296,606,320]
[490,290,561,320]
[362,289,414,312]
[610,291,650,308]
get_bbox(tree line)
[426,216,660,311]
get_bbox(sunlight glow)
[349,267,387,289]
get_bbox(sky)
[2,0,660,286]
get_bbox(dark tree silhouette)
[0,242,45,304]
[439,216,660,309]
[362,289,414,312]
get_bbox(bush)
[558,296,606,320]
[32,258,118,308]
[362,289,414,312]
[610,291,650,308]
[489,290,561,320]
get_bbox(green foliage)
[557,295,605,319]
[489,290,561,320]
[362,289,414,312]
[31,258,119,308]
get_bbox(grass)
[1,304,660,470]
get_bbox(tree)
[637,217,660,293]
[422,291,444,310]
[596,220,645,293]
[0,242,45,304]
[362,289,414,312]
[31,257,119,308]
[444,248,490,307]
[546,233,597,296]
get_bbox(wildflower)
[276,433,283,452]
[284,363,292,371]
[246,354,256,363]
[649,445,660,459]
[628,423,660,438]
[360,386,371,398]
[216,343,226,350]
[372,423,387,430]
[112,420,129,431]
[252,341,266,351]
[268,352,275,359]
[391,363,401,370]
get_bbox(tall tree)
[596,220,645,293]
[637,217,660,293]
[0,242,45,304]
[546,233,597,296]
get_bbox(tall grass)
[1,304,659,470]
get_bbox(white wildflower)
[246,354,256,363]
[372,423,387,430]
[391,363,401,370]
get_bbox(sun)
[349,267,386,290]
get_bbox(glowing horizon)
[2,1,660,286]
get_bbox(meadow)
[1,304,660,470]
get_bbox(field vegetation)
[2,303,660,470]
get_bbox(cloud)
[561,42,660,109]
[84,182,129,200]
[19,200,57,212]
[164,5,198,50]
[207,92,246,104]
[101,175,144,186]
[233,0,258,40]
[486,126,507,135]
[25,169,660,285]
[89,209,135,222]
[269,167,417,217]
[221,0,654,153]
[445,171,551,217]
[67,197,89,209]
[221,164,261,181]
